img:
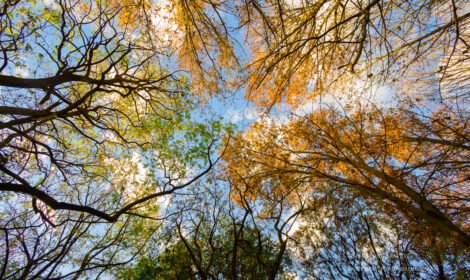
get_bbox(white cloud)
[227,106,260,123]
[131,151,148,185]
[355,80,395,108]
[156,194,171,210]
[294,82,397,116]
[150,0,184,50]
[42,0,59,10]
[14,66,29,78]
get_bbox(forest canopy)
[0,0,468,279]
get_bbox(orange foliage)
[223,106,469,243]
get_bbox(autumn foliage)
[0,0,468,278]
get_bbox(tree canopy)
[0,0,468,279]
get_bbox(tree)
[238,0,470,107]
[0,0,227,278]
[117,181,297,280]
[224,103,469,246]
[0,0,225,225]
[1,0,469,278]
[222,0,470,263]
[293,185,469,279]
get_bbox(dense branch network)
[0,0,469,278]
